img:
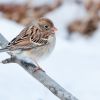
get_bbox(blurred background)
[0,0,100,100]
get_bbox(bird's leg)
[32,60,45,72]
[33,66,45,72]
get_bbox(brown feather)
[6,18,55,51]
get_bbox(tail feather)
[0,48,9,52]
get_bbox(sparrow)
[0,18,57,68]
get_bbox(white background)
[0,0,100,100]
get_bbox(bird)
[0,18,57,70]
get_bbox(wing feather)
[5,25,48,51]
[6,25,35,50]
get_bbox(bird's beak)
[51,27,58,33]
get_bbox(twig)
[0,33,78,100]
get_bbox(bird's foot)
[33,66,45,72]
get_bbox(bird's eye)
[44,25,48,30]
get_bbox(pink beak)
[51,27,58,33]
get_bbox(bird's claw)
[33,67,45,72]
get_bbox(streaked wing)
[6,25,48,51]
[6,25,35,50]
[30,31,48,46]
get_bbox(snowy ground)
[0,0,100,100]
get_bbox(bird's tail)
[0,48,9,52]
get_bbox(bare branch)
[0,33,78,100]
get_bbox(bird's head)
[36,18,57,33]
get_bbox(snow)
[0,0,100,100]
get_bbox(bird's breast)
[15,34,56,61]
[31,34,56,61]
